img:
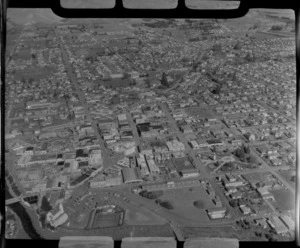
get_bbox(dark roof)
[78,161,89,167]
[57,161,65,166]
[206,139,223,145]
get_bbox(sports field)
[92,211,123,229]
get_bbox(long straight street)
[54,28,111,158]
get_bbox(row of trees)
[139,190,174,209]
[236,220,278,241]
[270,25,283,31]
[139,190,164,200]
[155,199,174,210]
[161,72,169,88]
[233,144,257,163]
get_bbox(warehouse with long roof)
[121,167,143,184]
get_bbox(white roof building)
[117,114,127,122]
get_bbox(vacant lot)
[277,170,296,188]
[270,189,295,212]
[158,186,215,222]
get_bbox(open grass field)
[183,224,269,241]
[270,188,295,212]
[183,225,240,239]
[79,224,174,239]
[277,170,296,188]
[124,207,167,225]
[158,186,215,222]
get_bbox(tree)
[53,89,59,98]
[265,233,277,241]
[211,86,221,95]
[255,231,262,238]
[145,78,151,88]
[191,60,199,71]
[248,155,256,164]
[160,201,174,210]
[244,219,249,225]
[39,213,47,228]
[212,44,222,52]
[41,196,52,212]
[193,200,205,209]
[229,200,237,208]
[252,23,260,30]
[235,147,246,162]
[244,145,250,154]
[233,41,242,50]
[161,72,169,88]
[123,72,130,79]
[245,52,254,62]
[271,25,283,31]
[68,111,75,120]
[229,71,237,81]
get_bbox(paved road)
[50,25,296,238]
[54,28,113,161]
[126,111,141,147]
[251,147,295,194]
[8,112,57,121]
[5,197,22,205]
[5,27,25,125]
[159,102,209,179]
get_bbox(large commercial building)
[121,167,143,184]
[267,216,289,234]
